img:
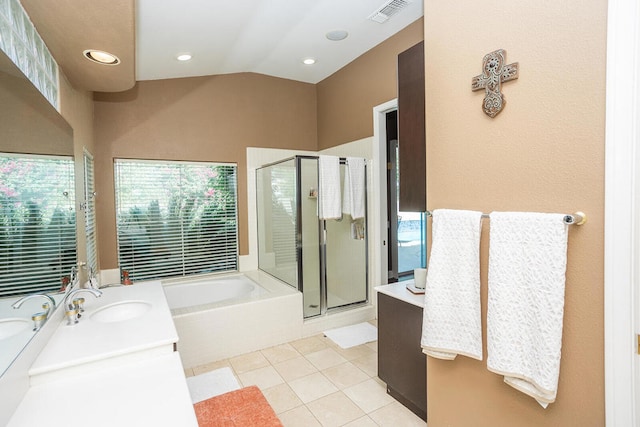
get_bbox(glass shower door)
[256,159,298,288]
[256,156,368,318]
[324,164,367,310]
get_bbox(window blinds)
[114,159,238,282]
[0,154,76,297]
[83,151,98,276]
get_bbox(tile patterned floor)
[184,320,427,427]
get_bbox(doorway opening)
[385,110,427,283]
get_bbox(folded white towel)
[486,212,569,408]
[342,157,366,220]
[421,209,484,361]
[318,155,341,220]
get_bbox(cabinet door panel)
[377,292,427,420]
[398,41,426,212]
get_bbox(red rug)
[194,385,283,427]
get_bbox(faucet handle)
[65,305,78,326]
[72,297,86,313]
[31,312,47,331]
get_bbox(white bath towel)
[318,155,341,220]
[486,212,569,408]
[342,157,366,219]
[421,209,483,361]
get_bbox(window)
[83,151,98,275]
[114,159,238,281]
[0,153,76,297]
[0,0,59,108]
[395,143,427,275]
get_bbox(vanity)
[376,282,427,421]
[3,282,198,426]
[0,34,197,426]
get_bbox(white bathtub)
[164,271,303,368]
[163,274,268,312]
[163,270,376,368]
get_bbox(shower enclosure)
[256,156,368,318]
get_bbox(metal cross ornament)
[471,49,519,118]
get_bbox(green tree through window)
[114,160,238,281]
[0,154,76,297]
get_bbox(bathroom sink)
[0,318,31,339]
[90,301,152,323]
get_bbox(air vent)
[368,0,413,23]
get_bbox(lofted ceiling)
[21,0,136,92]
[21,0,423,92]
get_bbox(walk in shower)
[256,156,368,318]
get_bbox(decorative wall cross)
[471,49,519,118]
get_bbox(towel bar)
[425,210,587,226]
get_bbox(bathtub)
[164,271,303,368]
[163,274,268,312]
[163,270,376,368]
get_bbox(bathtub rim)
[161,270,298,317]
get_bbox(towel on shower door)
[486,212,569,408]
[420,209,484,361]
[342,157,366,220]
[318,155,341,220]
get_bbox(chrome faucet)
[12,293,57,312]
[64,288,102,325]
[69,266,78,287]
[12,293,57,331]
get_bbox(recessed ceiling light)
[303,58,316,65]
[177,54,192,61]
[83,49,120,65]
[326,30,349,41]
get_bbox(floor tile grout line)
[185,335,431,426]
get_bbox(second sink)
[0,318,31,339]
[90,300,152,323]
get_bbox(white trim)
[604,0,640,425]
[372,99,398,287]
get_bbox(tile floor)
[183,320,426,427]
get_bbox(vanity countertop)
[8,351,198,427]
[375,282,425,308]
[29,281,178,383]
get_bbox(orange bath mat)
[194,385,283,427]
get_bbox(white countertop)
[8,352,198,427]
[30,282,178,382]
[375,281,425,308]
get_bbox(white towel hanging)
[318,155,341,220]
[420,209,484,361]
[342,157,366,220]
[486,211,569,408]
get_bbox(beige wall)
[93,73,317,269]
[424,1,606,426]
[317,18,424,149]
[59,73,95,278]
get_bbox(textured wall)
[316,18,424,150]
[423,0,606,425]
[59,73,95,276]
[93,73,317,268]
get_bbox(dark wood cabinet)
[378,292,427,421]
[397,40,426,212]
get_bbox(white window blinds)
[83,151,98,275]
[114,159,238,281]
[0,153,76,297]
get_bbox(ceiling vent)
[367,0,413,24]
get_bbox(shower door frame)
[295,155,369,317]
[255,155,369,318]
